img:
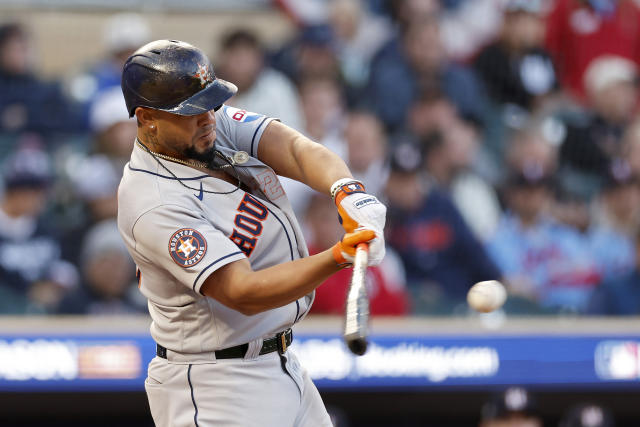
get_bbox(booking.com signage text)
[1,334,640,391]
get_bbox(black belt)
[156,328,293,360]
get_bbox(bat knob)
[347,338,368,356]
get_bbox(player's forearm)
[202,250,342,315]
[258,121,352,194]
[293,139,353,195]
[240,250,342,314]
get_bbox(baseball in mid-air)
[467,280,507,313]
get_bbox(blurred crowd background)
[2,0,640,321]
[3,1,640,426]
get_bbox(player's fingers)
[332,243,349,265]
[342,229,376,249]
[332,229,376,265]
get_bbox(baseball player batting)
[117,40,387,427]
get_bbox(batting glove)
[331,178,387,262]
[332,228,377,266]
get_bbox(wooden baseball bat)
[343,243,370,356]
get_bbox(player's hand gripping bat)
[343,243,369,356]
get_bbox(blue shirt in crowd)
[587,269,640,315]
[367,37,488,130]
[387,188,500,299]
[486,214,601,312]
[588,226,635,281]
[0,70,86,133]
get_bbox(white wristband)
[330,178,364,200]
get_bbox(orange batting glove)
[331,179,368,233]
[331,178,387,265]
[331,178,386,234]
[332,228,376,266]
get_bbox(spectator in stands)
[60,88,130,265]
[545,0,640,101]
[407,95,501,240]
[384,142,500,315]
[559,55,638,191]
[474,0,558,112]
[404,92,459,141]
[553,115,593,235]
[305,194,409,316]
[326,0,393,105]
[479,387,542,427]
[87,86,137,171]
[0,144,78,314]
[588,228,640,315]
[0,22,83,134]
[426,131,500,241]
[216,29,304,131]
[588,159,638,281]
[67,13,150,107]
[344,111,389,198]
[269,23,341,85]
[553,179,593,236]
[63,154,120,265]
[385,0,440,29]
[486,133,601,313]
[506,126,559,182]
[388,0,502,63]
[437,0,504,62]
[559,402,615,427]
[298,75,347,157]
[58,219,145,315]
[623,119,640,178]
[367,15,488,131]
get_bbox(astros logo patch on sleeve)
[168,228,207,268]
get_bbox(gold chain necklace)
[136,140,231,169]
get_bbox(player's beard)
[183,144,217,168]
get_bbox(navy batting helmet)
[121,39,237,118]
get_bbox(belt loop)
[156,344,167,359]
[244,338,263,360]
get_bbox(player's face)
[152,109,218,162]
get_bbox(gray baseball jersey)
[117,106,313,355]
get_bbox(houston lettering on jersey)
[230,194,269,257]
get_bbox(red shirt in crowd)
[545,0,640,100]
[308,246,410,316]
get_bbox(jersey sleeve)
[214,106,276,157]
[132,204,246,294]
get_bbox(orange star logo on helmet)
[194,63,212,87]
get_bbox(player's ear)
[135,107,157,132]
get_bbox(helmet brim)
[162,79,238,116]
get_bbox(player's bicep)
[257,120,304,179]
[133,205,246,294]
[258,120,335,183]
